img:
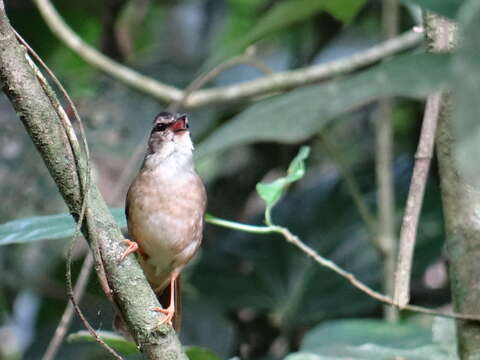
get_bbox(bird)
[120,111,206,330]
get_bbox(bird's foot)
[119,239,139,261]
[153,304,175,326]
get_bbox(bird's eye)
[153,123,170,132]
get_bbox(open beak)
[170,115,188,133]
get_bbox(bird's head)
[147,111,193,158]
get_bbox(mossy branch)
[0,5,186,360]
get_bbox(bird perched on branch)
[121,111,206,330]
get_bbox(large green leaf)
[286,318,458,360]
[286,344,455,360]
[400,0,464,19]
[302,319,431,350]
[196,53,451,159]
[0,209,126,245]
[451,0,480,188]
[206,0,366,69]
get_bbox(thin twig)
[393,92,442,308]
[42,254,94,360]
[206,215,480,322]
[168,52,273,113]
[32,0,422,108]
[377,0,399,322]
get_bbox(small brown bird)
[121,112,206,330]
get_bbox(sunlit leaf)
[67,330,138,355]
[0,209,126,245]
[197,53,451,159]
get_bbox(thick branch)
[0,7,186,360]
[432,11,480,358]
[33,0,422,108]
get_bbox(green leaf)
[0,209,126,245]
[400,0,464,19]
[301,319,431,350]
[67,333,223,359]
[256,178,289,208]
[205,0,366,69]
[196,53,451,159]
[185,346,223,360]
[286,318,458,360]
[67,330,138,355]
[286,344,456,360]
[256,146,310,218]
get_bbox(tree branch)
[0,7,186,360]
[377,0,399,322]
[393,92,442,308]
[393,12,453,309]
[33,0,422,108]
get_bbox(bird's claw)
[119,239,139,261]
[153,306,174,326]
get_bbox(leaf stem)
[205,215,273,234]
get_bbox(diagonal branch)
[393,92,442,307]
[33,0,422,108]
[0,6,186,360]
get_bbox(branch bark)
[32,0,422,108]
[393,92,441,307]
[393,12,454,310]
[0,6,186,360]
[430,12,480,359]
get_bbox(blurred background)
[0,0,455,359]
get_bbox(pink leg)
[152,273,178,326]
